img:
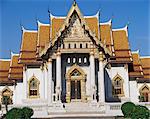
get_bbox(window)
[2,87,13,105]
[80,44,82,48]
[79,58,81,63]
[86,43,88,48]
[63,44,65,49]
[84,57,87,63]
[74,44,76,48]
[139,84,150,102]
[68,58,71,63]
[68,44,71,48]
[29,76,40,98]
[112,75,124,97]
[73,58,76,63]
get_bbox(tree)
[6,107,33,119]
[121,102,150,119]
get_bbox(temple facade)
[0,2,150,118]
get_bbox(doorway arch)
[66,64,86,103]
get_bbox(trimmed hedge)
[121,102,150,119]
[6,107,33,119]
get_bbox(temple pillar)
[81,77,86,102]
[90,50,96,101]
[56,51,61,102]
[44,65,48,99]
[98,51,105,103]
[47,58,52,105]
[23,66,27,99]
[66,77,71,103]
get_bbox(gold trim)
[66,64,86,103]
[112,74,124,97]
[28,75,40,99]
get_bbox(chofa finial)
[73,0,77,6]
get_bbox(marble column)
[56,51,61,102]
[23,66,27,99]
[47,58,52,105]
[44,65,48,100]
[90,50,96,101]
[98,51,105,102]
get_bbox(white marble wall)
[105,65,130,101]
[129,81,139,102]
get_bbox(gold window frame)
[28,75,40,99]
[112,74,124,97]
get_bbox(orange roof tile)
[0,60,14,84]
[9,55,23,80]
[112,29,132,63]
[19,31,38,64]
[140,57,150,80]
[129,53,143,78]
[37,24,50,55]
[51,18,65,40]
[85,17,99,38]
[100,24,113,52]
[112,30,129,50]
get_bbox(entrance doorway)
[71,80,81,99]
[66,64,86,103]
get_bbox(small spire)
[21,25,25,31]
[73,0,77,6]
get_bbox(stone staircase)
[64,102,105,113]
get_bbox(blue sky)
[0,0,150,58]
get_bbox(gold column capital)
[90,50,94,56]
[56,51,61,56]
[99,51,104,61]
[48,58,52,62]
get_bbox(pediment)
[40,1,111,58]
[65,11,89,40]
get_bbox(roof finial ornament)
[20,20,24,31]
[73,0,77,6]
[111,13,114,23]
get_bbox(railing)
[109,104,121,110]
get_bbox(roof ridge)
[100,19,112,25]
[37,20,50,26]
[132,50,140,54]
[21,26,37,33]
[112,25,128,37]
[140,56,150,58]
[0,59,11,61]
[11,52,19,57]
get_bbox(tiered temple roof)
[0,2,149,84]
[140,57,150,80]
[8,54,23,81]
[0,59,14,85]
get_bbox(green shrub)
[6,107,33,119]
[21,107,34,119]
[121,102,136,118]
[5,108,21,119]
[121,102,150,119]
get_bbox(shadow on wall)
[104,68,121,102]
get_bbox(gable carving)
[66,12,87,39]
